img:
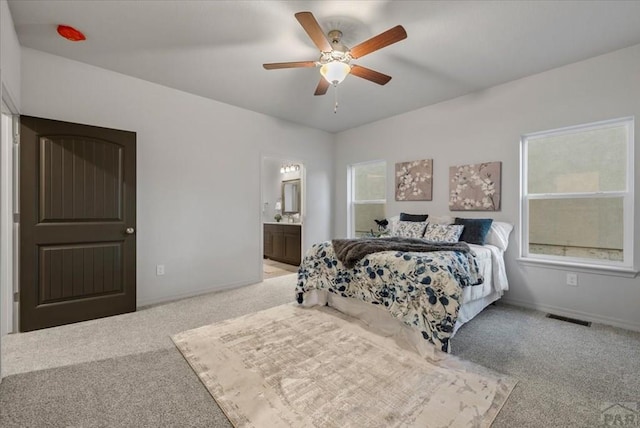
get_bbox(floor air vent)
[546,313,592,327]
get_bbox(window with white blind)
[520,117,634,271]
[348,161,386,238]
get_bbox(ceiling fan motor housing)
[327,29,347,52]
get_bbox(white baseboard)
[136,277,260,308]
[501,297,640,333]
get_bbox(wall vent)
[546,313,591,327]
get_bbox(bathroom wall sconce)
[280,164,300,174]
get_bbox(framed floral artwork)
[449,161,501,211]
[395,159,433,201]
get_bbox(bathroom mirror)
[282,179,301,214]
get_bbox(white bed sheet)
[455,244,508,330]
[466,244,508,295]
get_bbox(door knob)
[125,227,135,235]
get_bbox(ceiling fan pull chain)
[334,83,339,114]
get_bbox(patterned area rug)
[172,304,515,428]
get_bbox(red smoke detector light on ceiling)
[57,25,86,42]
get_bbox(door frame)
[1,91,19,336]
[259,153,305,281]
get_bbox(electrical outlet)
[566,273,578,286]
[156,264,165,276]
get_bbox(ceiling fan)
[263,11,407,96]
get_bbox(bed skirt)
[300,288,503,356]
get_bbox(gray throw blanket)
[332,237,470,269]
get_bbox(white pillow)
[485,221,513,250]
[423,223,464,243]
[394,220,427,238]
[428,215,454,225]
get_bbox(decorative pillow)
[423,223,464,243]
[394,220,428,238]
[428,215,454,225]
[454,218,494,245]
[387,215,400,235]
[485,221,513,251]
[399,212,428,222]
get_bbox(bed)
[295,216,512,356]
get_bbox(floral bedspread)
[296,241,483,352]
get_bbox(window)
[521,117,634,270]
[349,161,386,238]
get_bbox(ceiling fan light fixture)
[320,61,351,85]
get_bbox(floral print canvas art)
[449,161,501,211]
[395,159,433,201]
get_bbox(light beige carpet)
[172,304,516,428]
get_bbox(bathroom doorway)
[260,156,304,280]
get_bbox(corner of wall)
[1,0,22,112]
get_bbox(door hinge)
[13,213,19,223]
[12,116,19,145]
[13,292,19,302]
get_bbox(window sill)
[516,257,638,278]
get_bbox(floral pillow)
[393,220,427,238]
[423,223,464,243]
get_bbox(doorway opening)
[261,156,304,280]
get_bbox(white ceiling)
[8,0,640,133]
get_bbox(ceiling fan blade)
[295,11,332,52]
[263,61,317,70]
[350,65,392,85]
[349,25,407,59]
[314,78,330,96]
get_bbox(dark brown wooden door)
[263,225,274,258]
[20,116,136,331]
[283,230,301,265]
[272,231,285,260]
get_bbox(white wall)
[261,157,282,223]
[21,48,335,306]
[1,0,20,110]
[335,44,640,331]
